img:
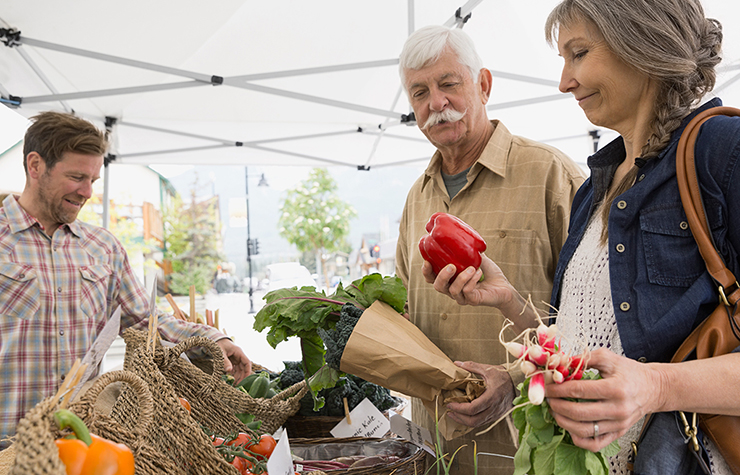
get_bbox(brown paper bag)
[339,300,484,440]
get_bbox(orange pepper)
[54,409,135,475]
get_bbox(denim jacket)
[550,98,740,473]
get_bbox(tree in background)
[78,195,159,278]
[278,168,357,288]
[163,181,225,295]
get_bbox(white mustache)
[421,108,467,130]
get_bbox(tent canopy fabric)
[2,0,740,170]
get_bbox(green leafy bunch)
[253,273,406,376]
[511,372,619,475]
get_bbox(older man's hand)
[445,361,515,429]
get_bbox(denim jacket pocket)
[0,262,40,320]
[640,205,705,287]
[79,264,111,318]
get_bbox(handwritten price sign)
[330,398,390,438]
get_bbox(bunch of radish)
[501,321,589,406]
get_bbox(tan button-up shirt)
[396,120,586,473]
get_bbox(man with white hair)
[395,25,585,473]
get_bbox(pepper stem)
[54,409,93,446]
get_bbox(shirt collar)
[586,97,724,199]
[422,119,511,188]
[2,194,83,238]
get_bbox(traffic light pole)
[245,167,255,314]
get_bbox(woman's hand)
[445,361,516,428]
[544,348,662,452]
[421,254,516,308]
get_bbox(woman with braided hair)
[423,0,740,472]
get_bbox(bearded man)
[0,111,252,448]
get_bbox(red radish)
[555,365,570,379]
[521,360,537,377]
[504,342,526,359]
[566,367,584,381]
[526,345,548,366]
[552,370,564,384]
[528,373,545,405]
[547,353,562,369]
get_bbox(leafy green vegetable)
[511,371,619,475]
[253,273,406,409]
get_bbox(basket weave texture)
[68,369,185,474]
[123,328,308,435]
[7,397,66,475]
[291,437,426,475]
[119,332,238,474]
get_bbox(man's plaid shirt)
[0,195,224,443]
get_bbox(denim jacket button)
[680,221,689,230]
[620,302,630,311]
[617,200,627,210]
[616,243,625,253]
[638,357,647,363]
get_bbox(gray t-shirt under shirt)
[442,167,471,199]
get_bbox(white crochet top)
[557,210,730,475]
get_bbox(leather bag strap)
[630,107,740,472]
[672,106,740,363]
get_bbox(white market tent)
[2,0,740,174]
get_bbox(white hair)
[399,25,483,90]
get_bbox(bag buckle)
[679,411,700,452]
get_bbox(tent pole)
[102,161,110,230]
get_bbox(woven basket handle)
[161,336,225,390]
[76,370,155,438]
[272,380,309,403]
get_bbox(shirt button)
[441,313,448,320]
[60,374,66,381]
[617,200,627,210]
[680,221,689,230]
[19,273,24,279]
[638,174,646,182]
[59,330,64,336]
[499,231,507,238]
[620,302,630,312]
[616,243,625,253]
[57,287,62,293]
[637,357,647,363]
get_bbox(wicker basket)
[68,370,185,475]
[119,335,239,474]
[122,329,307,434]
[290,437,426,475]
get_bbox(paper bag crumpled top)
[339,300,486,440]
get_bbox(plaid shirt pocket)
[79,264,112,318]
[0,262,40,320]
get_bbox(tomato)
[212,436,225,447]
[247,434,277,460]
[226,432,251,447]
[230,456,247,472]
[178,397,191,413]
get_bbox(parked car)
[265,262,316,292]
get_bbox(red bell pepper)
[418,212,487,281]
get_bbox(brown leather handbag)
[629,106,740,474]
[669,106,740,473]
